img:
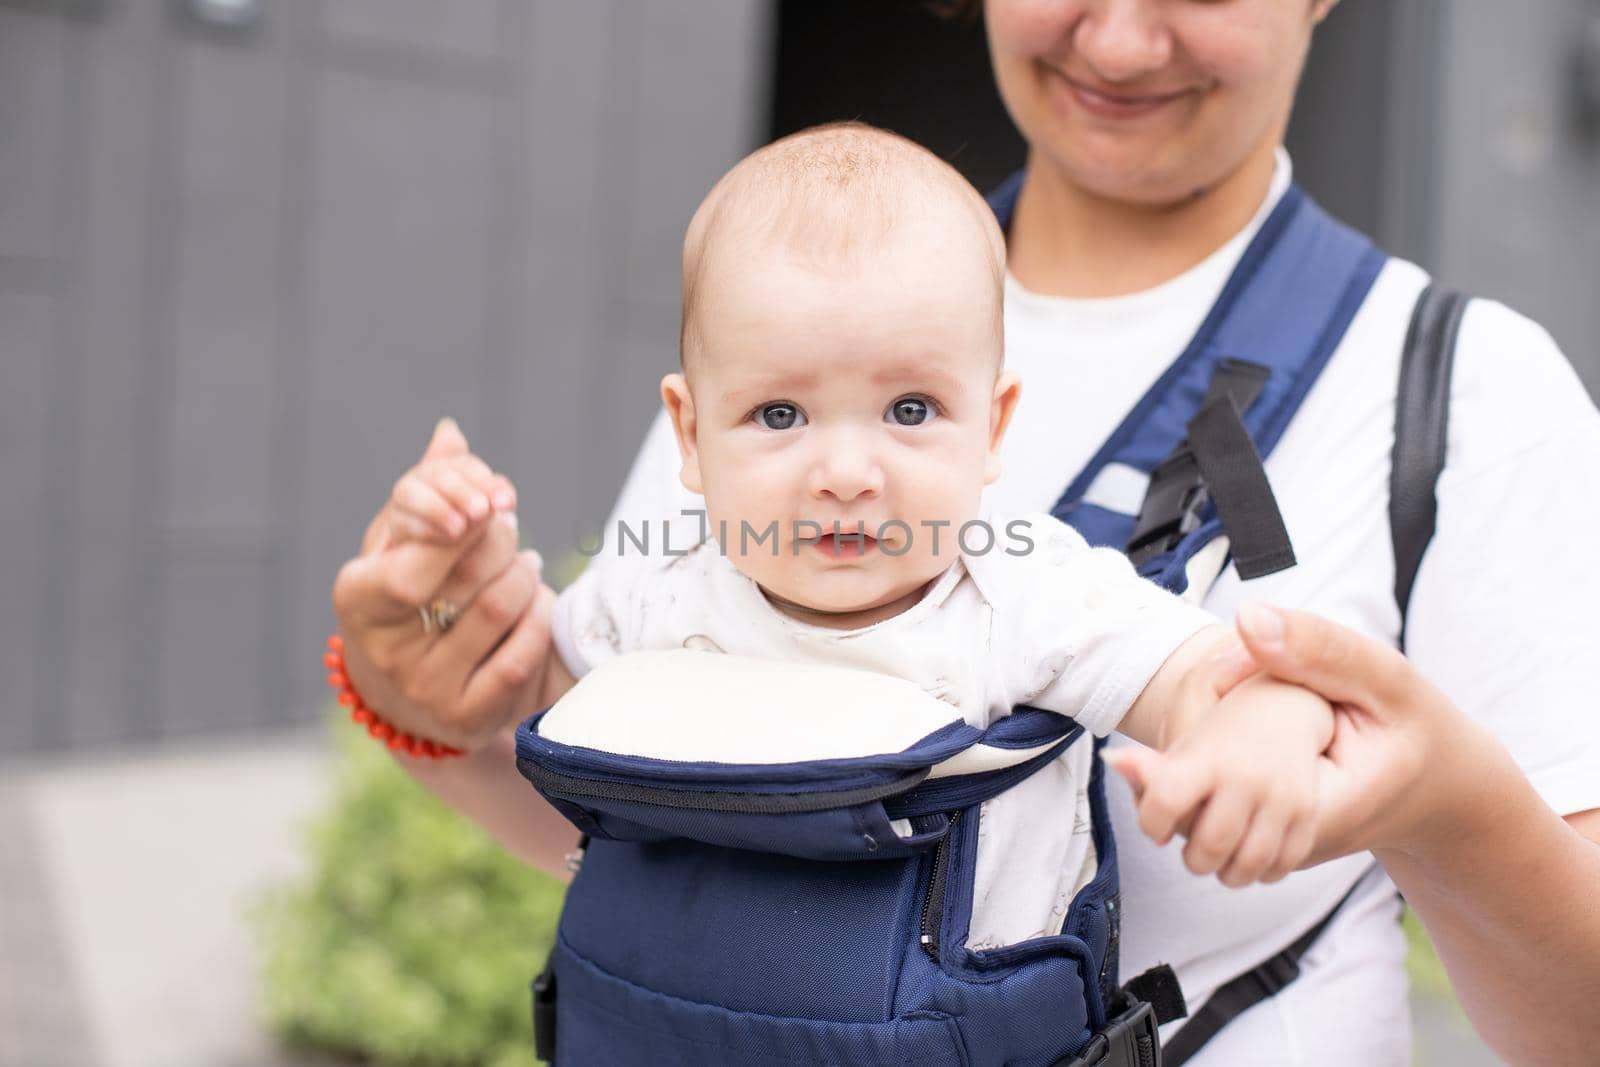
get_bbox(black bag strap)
[1159,881,1361,1067]
[1390,284,1467,650]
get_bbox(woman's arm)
[333,419,580,877]
[393,722,582,879]
[382,582,584,880]
[333,414,679,876]
[1232,604,1600,1067]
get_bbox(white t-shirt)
[559,148,1600,1064]
[552,511,1217,949]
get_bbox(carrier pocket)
[550,935,971,1067]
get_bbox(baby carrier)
[515,180,1465,1066]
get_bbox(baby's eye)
[755,402,806,431]
[886,395,939,427]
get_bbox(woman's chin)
[1045,144,1206,207]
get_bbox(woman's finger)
[459,561,557,719]
[414,550,540,719]
[1234,602,1414,710]
[1192,633,1261,703]
[335,513,511,626]
[425,513,522,613]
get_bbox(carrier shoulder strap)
[988,174,1388,599]
[1391,284,1467,649]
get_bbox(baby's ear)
[660,373,704,494]
[984,372,1023,485]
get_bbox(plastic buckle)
[1054,996,1162,1067]
[1126,452,1210,567]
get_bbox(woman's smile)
[1045,64,1196,123]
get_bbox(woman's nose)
[1073,0,1173,83]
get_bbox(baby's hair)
[679,121,1006,373]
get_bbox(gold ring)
[420,597,461,635]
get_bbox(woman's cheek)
[1176,6,1311,96]
[986,0,1080,60]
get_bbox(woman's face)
[985,0,1338,206]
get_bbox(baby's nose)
[808,437,885,501]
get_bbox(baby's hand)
[1106,675,1334,887]
[386,439,518,546]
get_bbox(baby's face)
[664,223,1018,626]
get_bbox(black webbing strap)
[1187,395,1296,579]
[1127,359,1284,573]
[531,954,558,1062]
[1390,285,1467,650]
[531,835,588,1063]
[1124,963,1188,1026]
[1159,882,1362,1066]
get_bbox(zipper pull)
[564,833,590,874]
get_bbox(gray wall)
[1291,0,1599,392]
[0,0,769,754]
[1432,0,1600,395]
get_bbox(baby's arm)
[1113,629,1335,886]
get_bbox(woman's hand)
[1214,604,1600,1065]
[331,418,558,752]
[1216,602,1508,864]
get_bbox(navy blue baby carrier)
[515,178,1463,1065]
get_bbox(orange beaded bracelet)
[324,633,465,760]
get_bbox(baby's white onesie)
[550,510,1215,949]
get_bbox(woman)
[331,1,1600,1063]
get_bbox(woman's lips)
[1048,67,1190,121]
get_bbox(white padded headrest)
[538,649,965,765]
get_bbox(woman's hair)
[924,0,981,21]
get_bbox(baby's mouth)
[812,531,878,559]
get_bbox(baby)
[387,123,1332,950]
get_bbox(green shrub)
[251,716,567,1067]
[1403,905,1456,1005]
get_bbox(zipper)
[517,757,928,816]
[918,811,962,961]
